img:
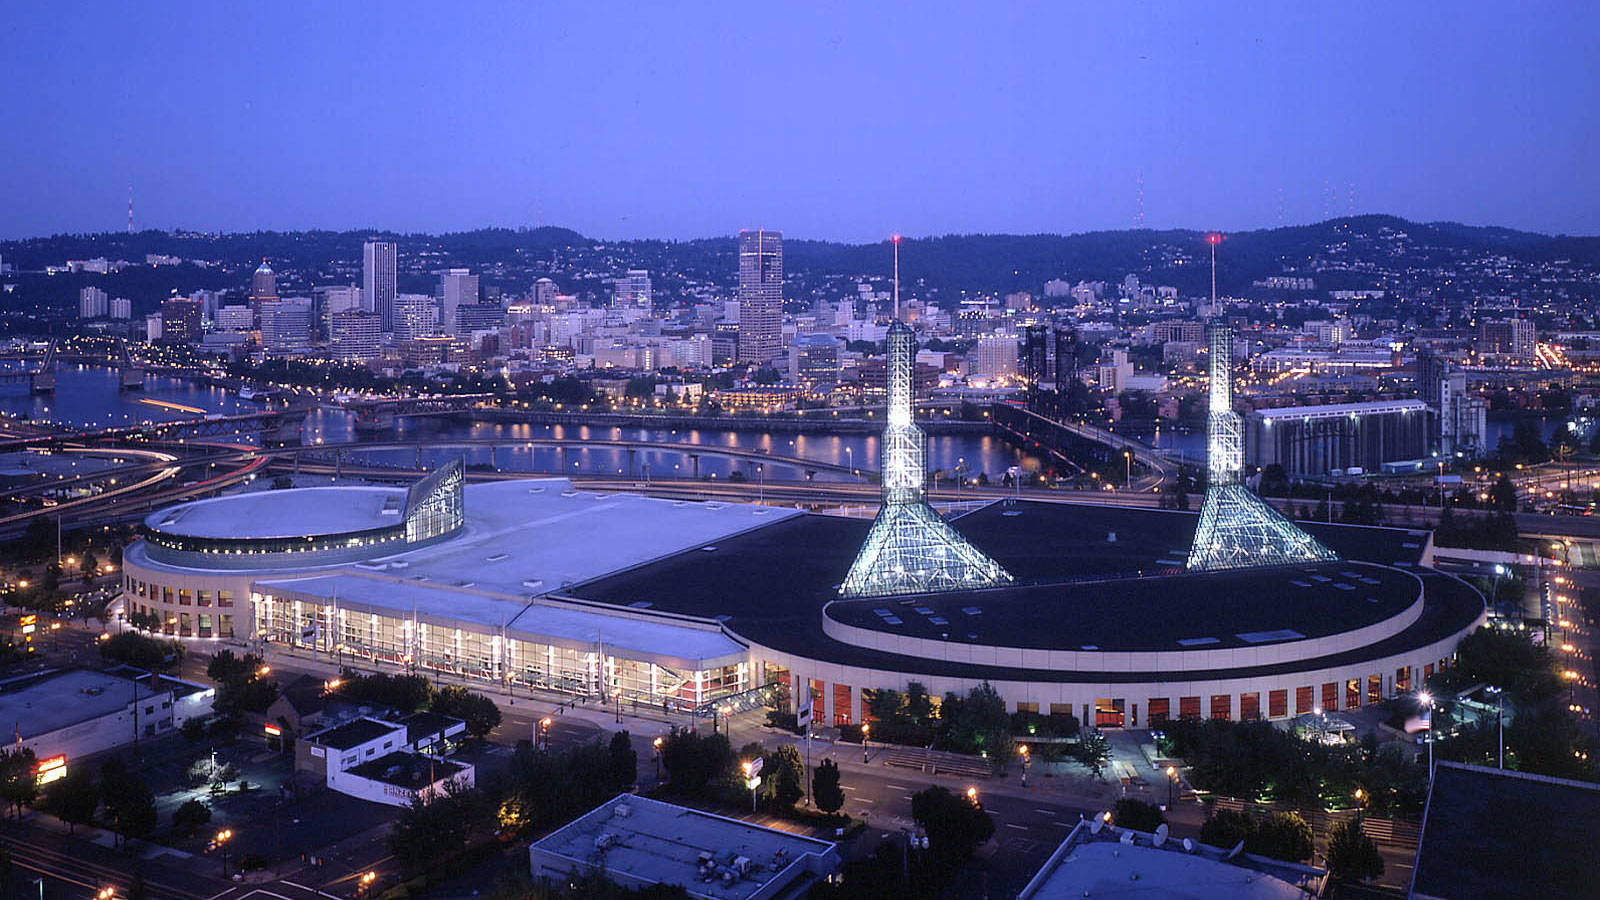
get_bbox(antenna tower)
[127,187,134,234]
[1135,171,1146,229]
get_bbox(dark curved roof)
[568,501,1483,684]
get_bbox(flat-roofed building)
[1246,400,1433,477]
[530,794,840,899]
[0,668,214,776]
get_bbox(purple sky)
[2,3,1596,241]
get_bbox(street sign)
[747,757,764,777]
[796,699,812,730]
[746,776,761,791]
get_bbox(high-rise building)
[330,311,383,362]
[439,269,478,337]
[79,287,109,320]
[364,240,399,330]
[109,297,132,320]
[454,303,506,336]
[1440,371,1488,459]
[737,230,783,364]
[614,270,652,308]
[1478,319,1535,361]
[190,289,222,325]
[316,285,363,338]
[144,313,163,342]
[215,305,254,333]
[533,277,559,306]
[159,297,202,343]
[973,334,1019,378]
[392,293,436,341]
[250,261,279,302]
[789,333,841,389]
[260,299,313,355]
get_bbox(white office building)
[439,269,479,336]
[364,240,398,330]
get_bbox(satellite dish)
[1089,817,1104,835]
[1181,838,1194,853]
[1153,824,1169,848]
[1120,831,1135,846]
[1227,839,1245,859]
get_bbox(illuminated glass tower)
[841,241,1012,597]
[1188,323,1336,571]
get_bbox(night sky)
[3,2,1595,241]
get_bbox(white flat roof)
[1250,399,1429,421]
[0,669,142,740]
[132,479,799,595]
[530,795,837,900]
[1020,825,1322,900]
[254,572,747,667]
[144,486,406,539]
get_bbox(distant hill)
[4,216,1598,301]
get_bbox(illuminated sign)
[19,615,36,635]
[36,755,66,784]
[264,724,281,736]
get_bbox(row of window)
[124,576,234,608]
[788,659,1450,728]
[125,601,234,638]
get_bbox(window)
[1345,679,1360,709]
[343,754,356,767]
[197,590,212,607]
[1049,703,1074,718]
[178,589,192,606]
[1016,701,1038,714]
[1240,693,1261,720]
[220,615,233,638]
[383,741,394,750]
[1367,675,1382,705]
[198,615,212,635]
[1296,686,1315,715]
[218,590,234,608]
[179,613,191,635]
[1269,690,1288,719]
[1322,682,1339,711]
[162,587,174,604]
[1210,695,1231,721]
[1179,696,1201,719]
[1424,663,1434,679]
[1148,698,1171,726]
[1396,666,1411,694]
[833,684,852,727]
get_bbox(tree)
[763,744,804,811]
[1111,798,1165,832]
[432,686,502,739]
[389,779,492,873]
[813,759,845,815]
[100,760,157,847]
[911,786,994,863]
[1200,808,1255,851]
[1489,474,1519,512]
[1073,729,1111,777]
[1326,816,1383,883]
[659,728,731,795]
[42,767,98,833]
[939,682,1010,757]
[0,748,38,818]
[100,631,181,671]
[171,798,212,836]
[1253,812,1314,863]
[608,731,638,788]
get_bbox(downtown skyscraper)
[736,229,783,364]
[364,239,398,332]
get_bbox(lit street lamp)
[1485,686,1504,769]
[1165,765,1177,809]
[1418,691,1435,778]
[215,828,233,877]
[861,723,870,763]
[1018,744,1031,786]
[653,736,664,780]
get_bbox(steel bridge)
[0,341,57,393]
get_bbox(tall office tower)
[330,311,383,362]
[250,261,279,302]
[215,305,255,333]
[1188,322,1336,571]
[614,270,652,308]
[260,299,314,355]
[364,240,398,330]
[316,285,364,338]
[392,293,436,341]
[439,269,478,336]
[159,297,203,343]
[79,286,110,320]
[533,277,559,306]
[840,319,1012,597]
[109,297,132,320]
[737,229,783,364]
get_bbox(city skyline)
[1,4,1597,241]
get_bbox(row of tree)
[0,749,162,847]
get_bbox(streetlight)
[215,828,233,877]
[653,736,664,780]
[1485,686,1504,769]
[861,723,870,763]
[358,871,377,895]
[1018,744,1031,786]
[1418,692,1435,777]
[1165,765,1177,809]
[966,786,979,807]
[97,889,114,900]
[539,717,552,752]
